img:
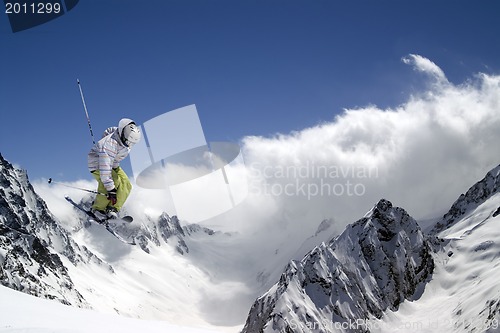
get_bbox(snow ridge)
[242,199,434,333]
[0,153,89,306]
[431,164,500,234]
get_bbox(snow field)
[0,285,221,333]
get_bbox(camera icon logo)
[129,104,248,223]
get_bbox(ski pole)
[77,79,96,145]
[48,178,107,196]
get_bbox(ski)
[103,224,136,245]
[64,196,136,245]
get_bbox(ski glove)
[107,188,117,206]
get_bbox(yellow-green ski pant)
[91,168,132,212]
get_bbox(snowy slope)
[0,284,220,333]
[42,198,252,329]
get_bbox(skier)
[87,118,141,220]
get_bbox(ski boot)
[105,206,119,220]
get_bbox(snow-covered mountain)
[241,199,434,333]
[0,153,91,307]
[241,164,500,333]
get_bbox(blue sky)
[1,1,499,181]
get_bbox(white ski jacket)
[87,127,131,191]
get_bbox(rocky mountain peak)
[0,154,89,306]
[242,199,434,333]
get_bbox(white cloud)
[402,53,448,84]
[235,54,500,236]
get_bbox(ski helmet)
[118,118,141,147]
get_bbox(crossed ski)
[64,196,136,245]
